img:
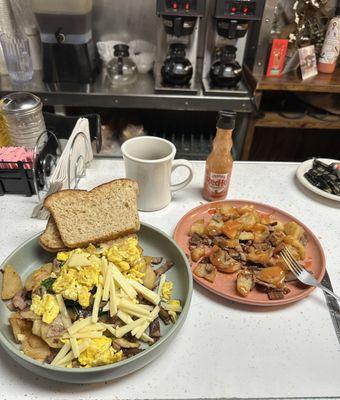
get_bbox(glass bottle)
[202,110,236,201]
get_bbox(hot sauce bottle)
[202,110,236,201]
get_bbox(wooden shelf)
[257,68,340,93]
[255,112,340,129]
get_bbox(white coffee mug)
[121,136,194,211]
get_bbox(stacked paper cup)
[1,92,47,151]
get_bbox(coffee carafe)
[161,43,193,86]
[210,45,242,88]
[107,44,137,86]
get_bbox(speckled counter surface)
[0,160,340,400]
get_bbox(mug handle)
[170,159,194,192]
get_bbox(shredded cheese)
[56,294,72,328]
[160,302,182,312]
[70,337,80,358]
[67,317,92,336]
[55,339,91,367]
[92,283,103,323]
[109,279,117,316]
[112,263,137,299]
[102,262,112,301]
[51,341,71,366]
[128,279,160,305]
[115,318,145,338]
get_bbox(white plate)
[296,158,340,202]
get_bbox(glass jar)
[107,44,138,86]
[1,92,47,151]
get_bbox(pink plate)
[173,200,326,306]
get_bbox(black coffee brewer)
[32,0,99,84]
[202,0,265,95]
[155,0,206,93]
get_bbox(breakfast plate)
[174,200,326,307]
[0,222,192,383]
[296,158,340,202]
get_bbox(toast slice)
[44,179,140,248]
[39,217,66,252]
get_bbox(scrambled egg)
[162,281,173,301]
[31,294,59,324]
[56,252,69,262]
[106,237,146,282]
[168,299,181,323]
[52,250,101,308]
[78,337,123,367]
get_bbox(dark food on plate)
[2,243,180,368]
[189,204,309,300]
[304,158,340,196]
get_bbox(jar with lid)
[161,43,193,86]
[107,44,138,86]
[1,92,46,151]
[210,46,242,88]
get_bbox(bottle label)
[203,170,231,200]
[319,18,340,64]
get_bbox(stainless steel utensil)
[280,247,340,302]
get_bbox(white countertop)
[0,159,340,400]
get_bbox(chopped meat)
[209,245,242,273]
[123,348,144,358]
[149,318,161,338]
[267,291,284,300]
[154,260,174,278]
[159,307,171,325]
[12,290,28,311]
[151,257,163,265]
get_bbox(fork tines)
[280,247,303,276]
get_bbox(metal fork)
[280,247,340,302]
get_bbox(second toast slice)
[44,179,140,248]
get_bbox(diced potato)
[142,263,156,290]
[283,236,306,260]
[236,270,254,297]
[236,212,257,230]
[222,220,243,239]
[205,219,224,236]
[9,313,32,342]
[25,263,52,292]
[247,249,272,266]
[190,247,205,262]
[193,263,217,283]
[237,205,255,215]
[259,213,272,225]
[1,265,23,300]
[274,221,285,232]
[189,219,205,236]
[219,205,239,219]
[284,222,305,240]
[239,231,254,241]
[21,332,51,362]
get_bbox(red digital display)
[173,2,178,9]
[243,6,248,13]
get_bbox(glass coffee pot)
[161,43,193,87]
[210,45,242,88]
[107,44,137,86]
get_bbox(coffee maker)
[32,0,99,84]
[155,0,206,93]
[202,0,265,95]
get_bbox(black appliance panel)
[215,0,260,20]
[157,0,205,16]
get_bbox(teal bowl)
[0,222,192,383]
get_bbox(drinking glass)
[0,32,33,83]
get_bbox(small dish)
[296,158,340,202]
